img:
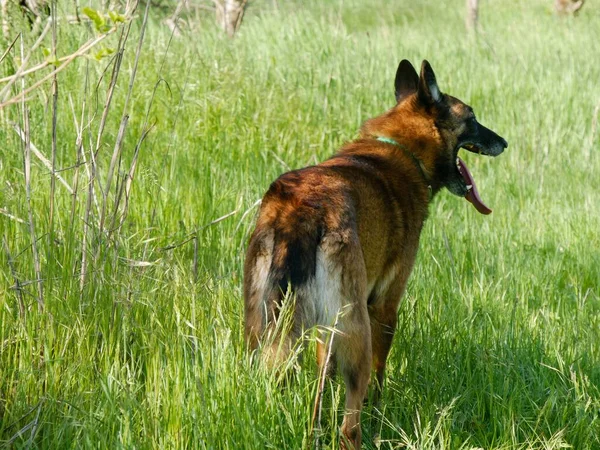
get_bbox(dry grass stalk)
[0,207,26,224]
[85,32,127,283]
[68,93,84,233]
[99,114,128,233]
[110,123,153,234]
[0,34,19,65]
[101,0,149,236]
[12,123,73,194]
[3,238,26,318]
[20,34,44,312]
[49,0,58,243]
[79,160,93,293]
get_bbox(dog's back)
[244,142,429,342]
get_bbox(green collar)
[375,136,433,200]
[375,136,401,147]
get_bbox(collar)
[375,136,433,200]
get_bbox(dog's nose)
[500,137,508,148]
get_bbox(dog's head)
[394,59,507,214]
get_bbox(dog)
[243,60,507,449]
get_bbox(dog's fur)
[244,60,507,448]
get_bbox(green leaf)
[94,47,115,61]
[42,47,59,65]
[108,10,126,23]
[82,7,106,32]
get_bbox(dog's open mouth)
[456,155,492,215]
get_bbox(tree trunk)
[465,0,479,32]
[214,0,247,37]
[1,0,9,40]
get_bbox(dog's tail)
[243,219,319,369]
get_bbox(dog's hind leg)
[370,312,397,410]
[318,230,371,450]
[337,304,371,450]
[368,275,410,443]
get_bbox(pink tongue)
[457,157,492,215]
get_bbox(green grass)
[1,0,600,448]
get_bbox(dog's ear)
[394,60,419,103]
[418,60,442,106]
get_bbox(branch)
[0,12,135,109]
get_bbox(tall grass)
[1,0,599,448]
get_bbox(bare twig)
[0,20,128,108]
[0,21,52,101]
[0,5,139,85]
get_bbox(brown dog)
[244,60,507,448]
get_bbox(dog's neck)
[360,103,447,194]
[374,136,432,198]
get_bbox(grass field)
[1,0,600,448]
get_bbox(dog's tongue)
[457,157,492,215]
